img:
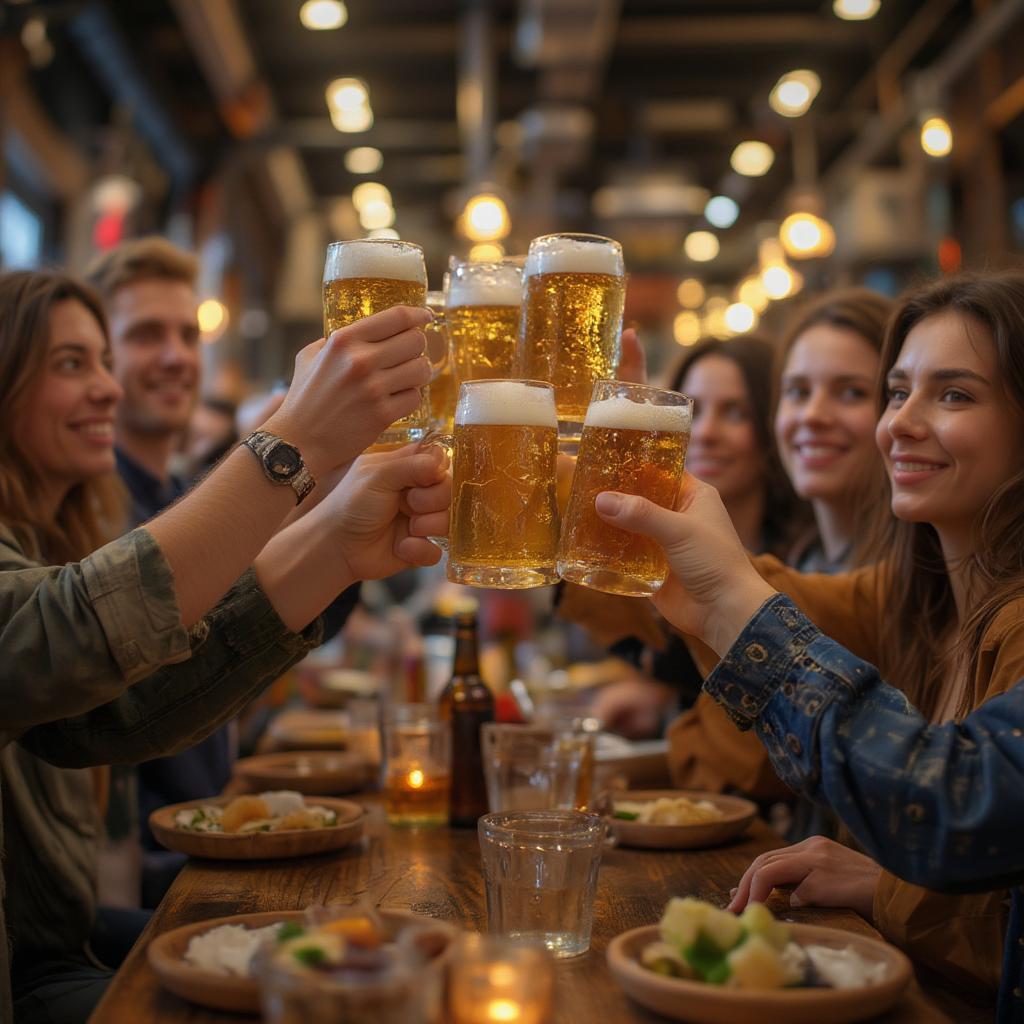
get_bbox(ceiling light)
[761,263,801,300]
[469,242,505,261]
[780,212,836,259]
[352,182,391,209]
[345,147,383,174]
[725,302,758,334]
[673,311,702,347]
[358,199,395,230]
[326,77,369,113]
[197,298,228,339]
[300,0,347,30]
[730,141,775,177]
[833,0,880,20]
[702,297,732,340]
[705,195,739,229]
[769,70,821,118]
[676,278,706,309]
[737,275,770,313]
[920,116,953,158]
[684,231,719,262]
[331,106,373,133]
[463,193,510,242]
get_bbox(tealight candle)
[449,936,553,1024]
[383,705,450,826]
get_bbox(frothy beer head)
[583,395,692,433]
[524,234,624,279]
[456,381,558,427]
[324,240,425,283]
[448,262,522,307]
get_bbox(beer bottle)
[438,610,494,827]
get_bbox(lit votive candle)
[383,704,450,826]
[449,937,554,1024]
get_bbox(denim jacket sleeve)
[0,527,190,739]
[19,567,323,768]
[704,594,1024,893]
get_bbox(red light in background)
[93,211,125,250]
[938,237,962,274]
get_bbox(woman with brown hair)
[620,271,1024,1001]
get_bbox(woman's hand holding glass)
[592,474,777,656]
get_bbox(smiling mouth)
[892,460,944,472]
[794,444,847,458]
[72,422,115,440]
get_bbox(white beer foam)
[448,270,522,308]
[456,381,558,427]
[583,395,691,433]
[524,236,624,279]
[324,240,425,283]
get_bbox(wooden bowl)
[149,796,364,860]
[234,750,373,796]
[610,790,757,850]
[148,908,458,1015]
[607,922,913,1024]
[268,709,350,750]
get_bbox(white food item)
[615,797,724,826]
[803,943,889,989]
[184,923,282,977]
[260,791,307,817]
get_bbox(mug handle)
[423,312,450,381]
[418,430,454,550]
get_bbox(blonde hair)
[84,236,197,302]
[0,270,126,563]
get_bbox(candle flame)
[487,998,521,1022]
[408,768,425,789]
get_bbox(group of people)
[4,236,1024,1023]
[569,270,1024,1020]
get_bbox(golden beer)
[518,234,625,435]
[557,382,692,597]
[322,239,429,449]
[446,260,523,382]
[448,380,560,589]
[425,290,455,431]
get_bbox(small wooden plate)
[234,751,373,796]
[268,709,350,750]
[148,908,458,1015]
[607,922,913,1024]
[149,796,364,860]
[610,790,757,850]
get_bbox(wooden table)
[92,808,982,1023]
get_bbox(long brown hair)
[873,271,1024,717]
[668,335,810,557]
[0,270,126,563]
[778,288,894,568]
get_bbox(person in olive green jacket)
[0,270,449,1021]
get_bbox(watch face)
[266,442,302,481]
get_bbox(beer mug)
[428,379,560,589]
[446,259,523,383]
[557,380,692,597]
[425,290,456,433]
[517,233,626,441]
[322,239,445,450]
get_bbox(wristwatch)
[242,430,315,504]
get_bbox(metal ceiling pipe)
[458,0,497,186]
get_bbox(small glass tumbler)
[383,704,451,826]
[479,809,604,958]
[448,935,554,1024]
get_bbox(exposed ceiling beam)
[616,15,873,49]
[246,118,461,151]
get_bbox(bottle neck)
[451,622,480,679]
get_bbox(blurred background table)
[91,808,985,1023]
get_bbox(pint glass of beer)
[557,380,692,597]
[425,290,456,432]
[322,238,431,450]
[446,259,523,383]
[518,233,626,440]
[446,379,560,589]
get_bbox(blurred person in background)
[0,268,447,1021]
[184,395,238,477]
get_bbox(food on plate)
[641,898,890,991]
[613,796,725,826]
[173,790,339,834]
[184,923,283,977]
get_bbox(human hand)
[265,305,432,478]
[590,676,674,739]
[322,443,451,582]
[593,474,775,655]
[617,328,647,384]
[728,836,882,921]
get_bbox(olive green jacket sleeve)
[0,527,191,746]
